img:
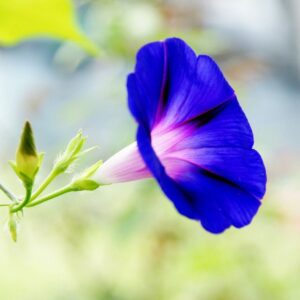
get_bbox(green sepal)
[38,152,45,168]
[81,160,103,178]
[69,160,102,191]
[71,179,100,191]
[9,160,36,190]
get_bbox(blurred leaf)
[0,0,99,55]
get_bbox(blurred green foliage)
[0,0,98,55]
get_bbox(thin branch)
[0,182,18,203]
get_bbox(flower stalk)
[27,185,75,208]
[10,186,32,213]
[30,168,58,201]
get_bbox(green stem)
[0,182,18,203]
[30,169,58,201]
[27,185,75,208]
[10,186,32,213]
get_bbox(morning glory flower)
[97,37,267,234]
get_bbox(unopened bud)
[10,122,42,186]
[54,131,92,174]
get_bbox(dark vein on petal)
[154,41,168,127]
[167,155,260,201]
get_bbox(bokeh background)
[0,0,299,299]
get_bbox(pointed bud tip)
[14,121,41,183]
[19,121,37,157]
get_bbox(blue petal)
[158,38,197,123]
[170,147,266,200]
[128,38,234,129]
[175,162,262,233]
[175,97,254,150]
[163,50,235,126]
[137,125,265,233]
[127,41,165,129]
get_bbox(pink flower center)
[96,123,194,184]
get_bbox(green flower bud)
[65,131,86,156]
[10,122,42,186]
[53,131,95,174]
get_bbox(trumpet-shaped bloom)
[97,37,267,233]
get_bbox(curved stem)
[10,187,32,213]
[27,185,75,208]
[0,182,18,203]
[30,169,57,201]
